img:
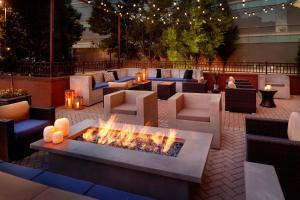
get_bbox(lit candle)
[54,118,70,137]
[265,84,272,90]
[75,102,80,109]
[67,98,71,108]
[142,73,146,81]
[43,126,56,143]
[52,131,63,144]
[137,76,141,82]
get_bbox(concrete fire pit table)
[31,119,212,200]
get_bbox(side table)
[157,82,176,100]
[259,89,277,108]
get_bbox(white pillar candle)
[43,126,56,143]
[52,131,63,144]
[54,118,70,137]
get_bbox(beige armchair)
[104,90,158,127]
[168,93,222,149]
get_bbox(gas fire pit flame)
[79,115,183,157]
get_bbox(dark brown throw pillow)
[89,75,96,89]
[108,70,119,80]
[183,70,193,79]
[156,69,162,78]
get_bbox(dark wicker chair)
[0,106,55,161]
[182,81,208,93]
[246,116,300,200]
[225,88,256,113]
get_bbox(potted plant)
[0,88,31,106]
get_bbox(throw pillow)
[161,69,172,78]
[0,101,30,122]
[90,75,96,89]
[108,82,128,89]
[108,70,119,80]
[229,76,235,83]
[228,81,237,89]
[156,68,162,78]
[183,70,193,79]
[103,72,115,82]
[198,76,205,84]
[288,112,300,141]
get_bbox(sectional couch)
[70,68,203,106]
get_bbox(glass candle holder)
[65,89,75,109]
[74,96,83,110]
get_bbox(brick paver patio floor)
[15,93,300,200]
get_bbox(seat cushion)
[33,172,93,194]
[112,104,137,115]
[177,108,210,122]
[0,162,43,180]
[14,119,50,139]
[117,76,135,82]
[94,82,108,89]
[86,185,154,200]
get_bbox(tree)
[5,0,84,61]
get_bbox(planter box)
[0,95,31,106]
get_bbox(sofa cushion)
[228,81,237,89]
[33,172,93,194]
[0,162,43,180]
[177,108,210,122]
[0,101,30,122]
[108,70,119,80]
[112,104,137,115]
[288,112,300,141]
[94,82,108,89]
[85,185,154,200]
[183,70,193,79]
[161,69,172,78]
[156,69,162,78]
[103,72,115,82]
[14,119,50,139]
[108,82,128,89]
[117,76,135,82]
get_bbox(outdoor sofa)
[0,161,153,200]
[0,101,55,161]
[245,116,300,199]
[182,80,208,93]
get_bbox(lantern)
[135,72,142,83]
[264,84,272,90]
[141,68,148,82]
[65,89,75,109]
[74,96,83,110]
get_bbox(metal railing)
[0,60,298,76]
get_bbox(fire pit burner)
[74,127,184,157]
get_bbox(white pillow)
[228,80,237,89]
[288,112,300,141]
[229,76,235,83]
[103,72,115,82]
[161,69,172,78]
[108,82,128,88]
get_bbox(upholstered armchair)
[168,93,222,149]
[246,116,300,199]
[258,75,290,99]
[104,90,158,127]
[0,101,55,161]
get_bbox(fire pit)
[74,116,184,157]
[31,118,212,200]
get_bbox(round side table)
[259,90,277,108]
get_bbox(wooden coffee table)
[259,89,277,108]
[157,82,176,100]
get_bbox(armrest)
[245,116,288,138]
[30,107,55,124]
[105,90,125,109]
[136,92,158,125]
[246,134,300,164]
[168,93,184,115]
[0,119,15,161]
[70,75,93,91]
